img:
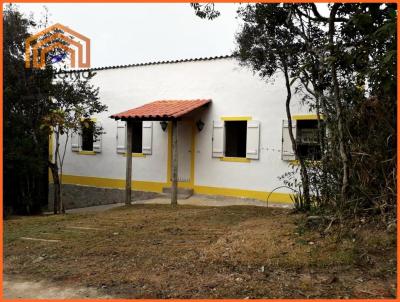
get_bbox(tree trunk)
[328,4,350,206]
[315,57,331,207]
[49,161,61,214]
[59,166,65,214]
[282,61,311,210]
[50,131,62,214]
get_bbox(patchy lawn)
[4,204,396,298]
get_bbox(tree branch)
[295,4,349,23]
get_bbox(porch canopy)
[110,99,211,205]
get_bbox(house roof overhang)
[110,99,211,121]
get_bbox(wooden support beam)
[125,120,133,205]
[171,119,178,205]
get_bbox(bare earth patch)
[3,275,111,299]
[3,204,396,298]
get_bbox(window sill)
[292,114,324,120]
[78,151,96,155]
[220,157,250,163]
[122,153,146,158]
[221,116,252,121]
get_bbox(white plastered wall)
[56,57,310,194]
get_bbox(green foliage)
[190,3,220,20]
[234,3,396,222]
[4,5,107,215]
[4,5,52,215]
[235,4,301,78]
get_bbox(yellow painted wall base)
[50,174,294,204]
[60,175,165,192]
[194,185,293,204]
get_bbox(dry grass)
[3,204,396,298]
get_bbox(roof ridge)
[60,55,235,74]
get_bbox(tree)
[235,4,312,209]
[42,73,106,214]
[4,5,53,215]
[193,3,396,223]
[290,3,396,220]
[190,3,220,20]
[4,5,107,215]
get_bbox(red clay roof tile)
[110,99,211,120]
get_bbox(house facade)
[50,55,320,208]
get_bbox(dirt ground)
[3,204,397,298]
[3,275,111,299]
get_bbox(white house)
[51,55,321,208]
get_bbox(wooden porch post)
[171,119,178,205]
[125,119,133,205]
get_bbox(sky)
[16,3,240,68]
